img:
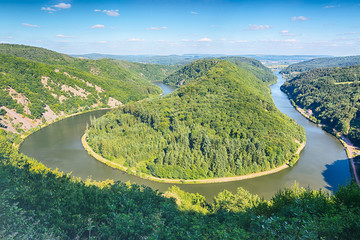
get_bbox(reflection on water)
[20,73,351,200]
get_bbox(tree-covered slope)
[281,55,360,75]
[0,52,161,133]
[100,59,180,82]
[0,43,177,83]
[1,130,359,239]
[87,60,305,180]
[163,57,276,87]
[281,65,360,146]
[220,56,277,85]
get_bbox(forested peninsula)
[281,65,360,147]
[86,59,305,181]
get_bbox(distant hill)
[163,57,277,87]
[87,59,305,180]
[73,53,329,66]
[0,44,179,83]
[220,56,277,84]
[72,53,226,65]
[281,55,360,75]
[0,44,177,133]
[281,65,360,146]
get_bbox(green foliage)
[163,186,209,214]
[220,56,277,85]
[88,60,305,180]
[1,131,359,239]
[281,55,360,74]
[0,44,171,132]
[163,59,219,86]
[213,188,263,213]
[0,109,7,116]
[281,65,360,145]
[163,57,276,87]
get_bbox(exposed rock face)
[107,97,122,108]
[8,87,31,115]
[0,106,40,133]
[43,105,61,122]
[61,85,90,98]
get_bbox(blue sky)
[1,0,360,55]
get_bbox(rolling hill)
[281,55,360,75]
[86,59,305,180]
[0,44,178,133]
[281,65,360,146]
[163,57,277,87]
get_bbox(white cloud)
[181,39,191,42]
[96,41,108,44]
[196,37,212,42]
[41,7,56,12]
[104,10,119,16]
[247,24,271,30]
[95,9,119,17]
[191,11,198,14]
[291,16,308,21]
[91,24,105,29]
[54,3,71,9]
[324,4,340,8]
[280,30,296,36]
[22,23,40,28]
[128,38,145,42]
[146,26,167,30]
[56,34,74,38]
[284,39,297,42]
[41,2,71,12]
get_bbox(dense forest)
[163,57,276,87]
[0,44,183,133]
[281,55,360,75]
[87,59,305,180]
[1,129,359,239]
[281,65,360,146]
[0,44,179,83]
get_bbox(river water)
[20,73,351,200]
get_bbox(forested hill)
[281,65,360,146]
[87,60,305,180]
[219,56,277,85]
[0,44,179,82]
[2,129,359,239]
[163,57,276,87]
[0,44,172,134]
[281,55,360,75]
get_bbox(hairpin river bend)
[20,72,351,200]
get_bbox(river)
[20,73,351,200]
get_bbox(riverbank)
[82,132,305,184]
[283,92,360,187]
